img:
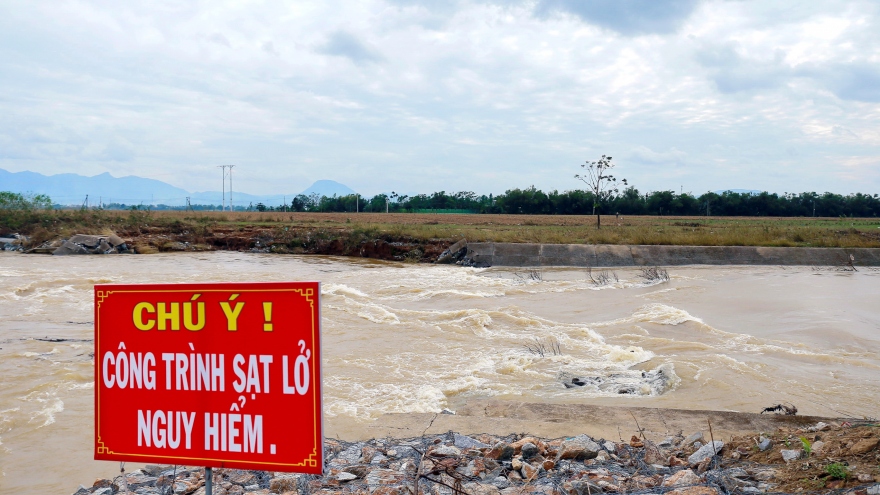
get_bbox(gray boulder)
[570,479,604,495]
[67,234,102,247]
[454,433,490,449]
[491,476,509,489]
[688,440,724,465]
[124,474,157,490]
[431,445,462,457]
[337,472,358,482]
[680,431,703,448]
[520,442,539,460]
[51,233,130,255]
[557,434,601,460]
[53,240,90,255]
[781,449,802,462]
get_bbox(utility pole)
[217,165,235,211]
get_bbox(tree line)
[253,188,880,217]
[4,189,879,218]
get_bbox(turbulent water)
[1,252,879,493]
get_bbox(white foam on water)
[17,390,65,429]
[325,299,401,325]
[321,299,664,420]
[12,284,77,300]
[709,353,768,377]
[323,378,450,420]
[591,303,704,328]
[599,303,867,372]
[21,347,60,358]
[0,407,20,449]
[409,288,503,300]
[31,399,64,428]
[632,303,703,325]
[635,286,683,298]
[322,283,370,299]
[368,267,508,300]
[0,269,29,277]
[556,363,681,398]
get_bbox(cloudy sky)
[1,0,879,196]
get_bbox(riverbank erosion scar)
[461,243,880,267]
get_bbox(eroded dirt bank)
[24,226,880,268]
[25,225,449,262]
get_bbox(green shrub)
[825,462,848,480]
[800,436,812,456]
[0,191,53,231]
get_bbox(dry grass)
[10,209,880,248]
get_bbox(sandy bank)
[339,400,840,443]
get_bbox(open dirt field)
[107,211,880,249]
[9,210,880,259]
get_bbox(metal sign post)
[94,282,324,476]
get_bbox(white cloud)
[0,0,878,195]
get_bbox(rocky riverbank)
[16,227,444,262]
[14,229,880,269]
[74,420,880,495]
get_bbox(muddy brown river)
[1,252,878,493]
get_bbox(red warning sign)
[94,282,323,473]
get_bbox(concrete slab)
[465,243,880,267]
[494,243,541,256]
[595,245,634,266]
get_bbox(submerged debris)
[637,266,670,283]
[761,403,798,416]
[436,239,468,264]
[559,365,677,396]
[523,337,562,357]
[0,233,27,251]
[587,267,618,286]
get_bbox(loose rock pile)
[27,233,132,255]
[72,425,880,495]
[0,233,27,251]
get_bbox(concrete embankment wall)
[465,243,880,267]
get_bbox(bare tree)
[575,155,627,229]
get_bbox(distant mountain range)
[0,168,356,207]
